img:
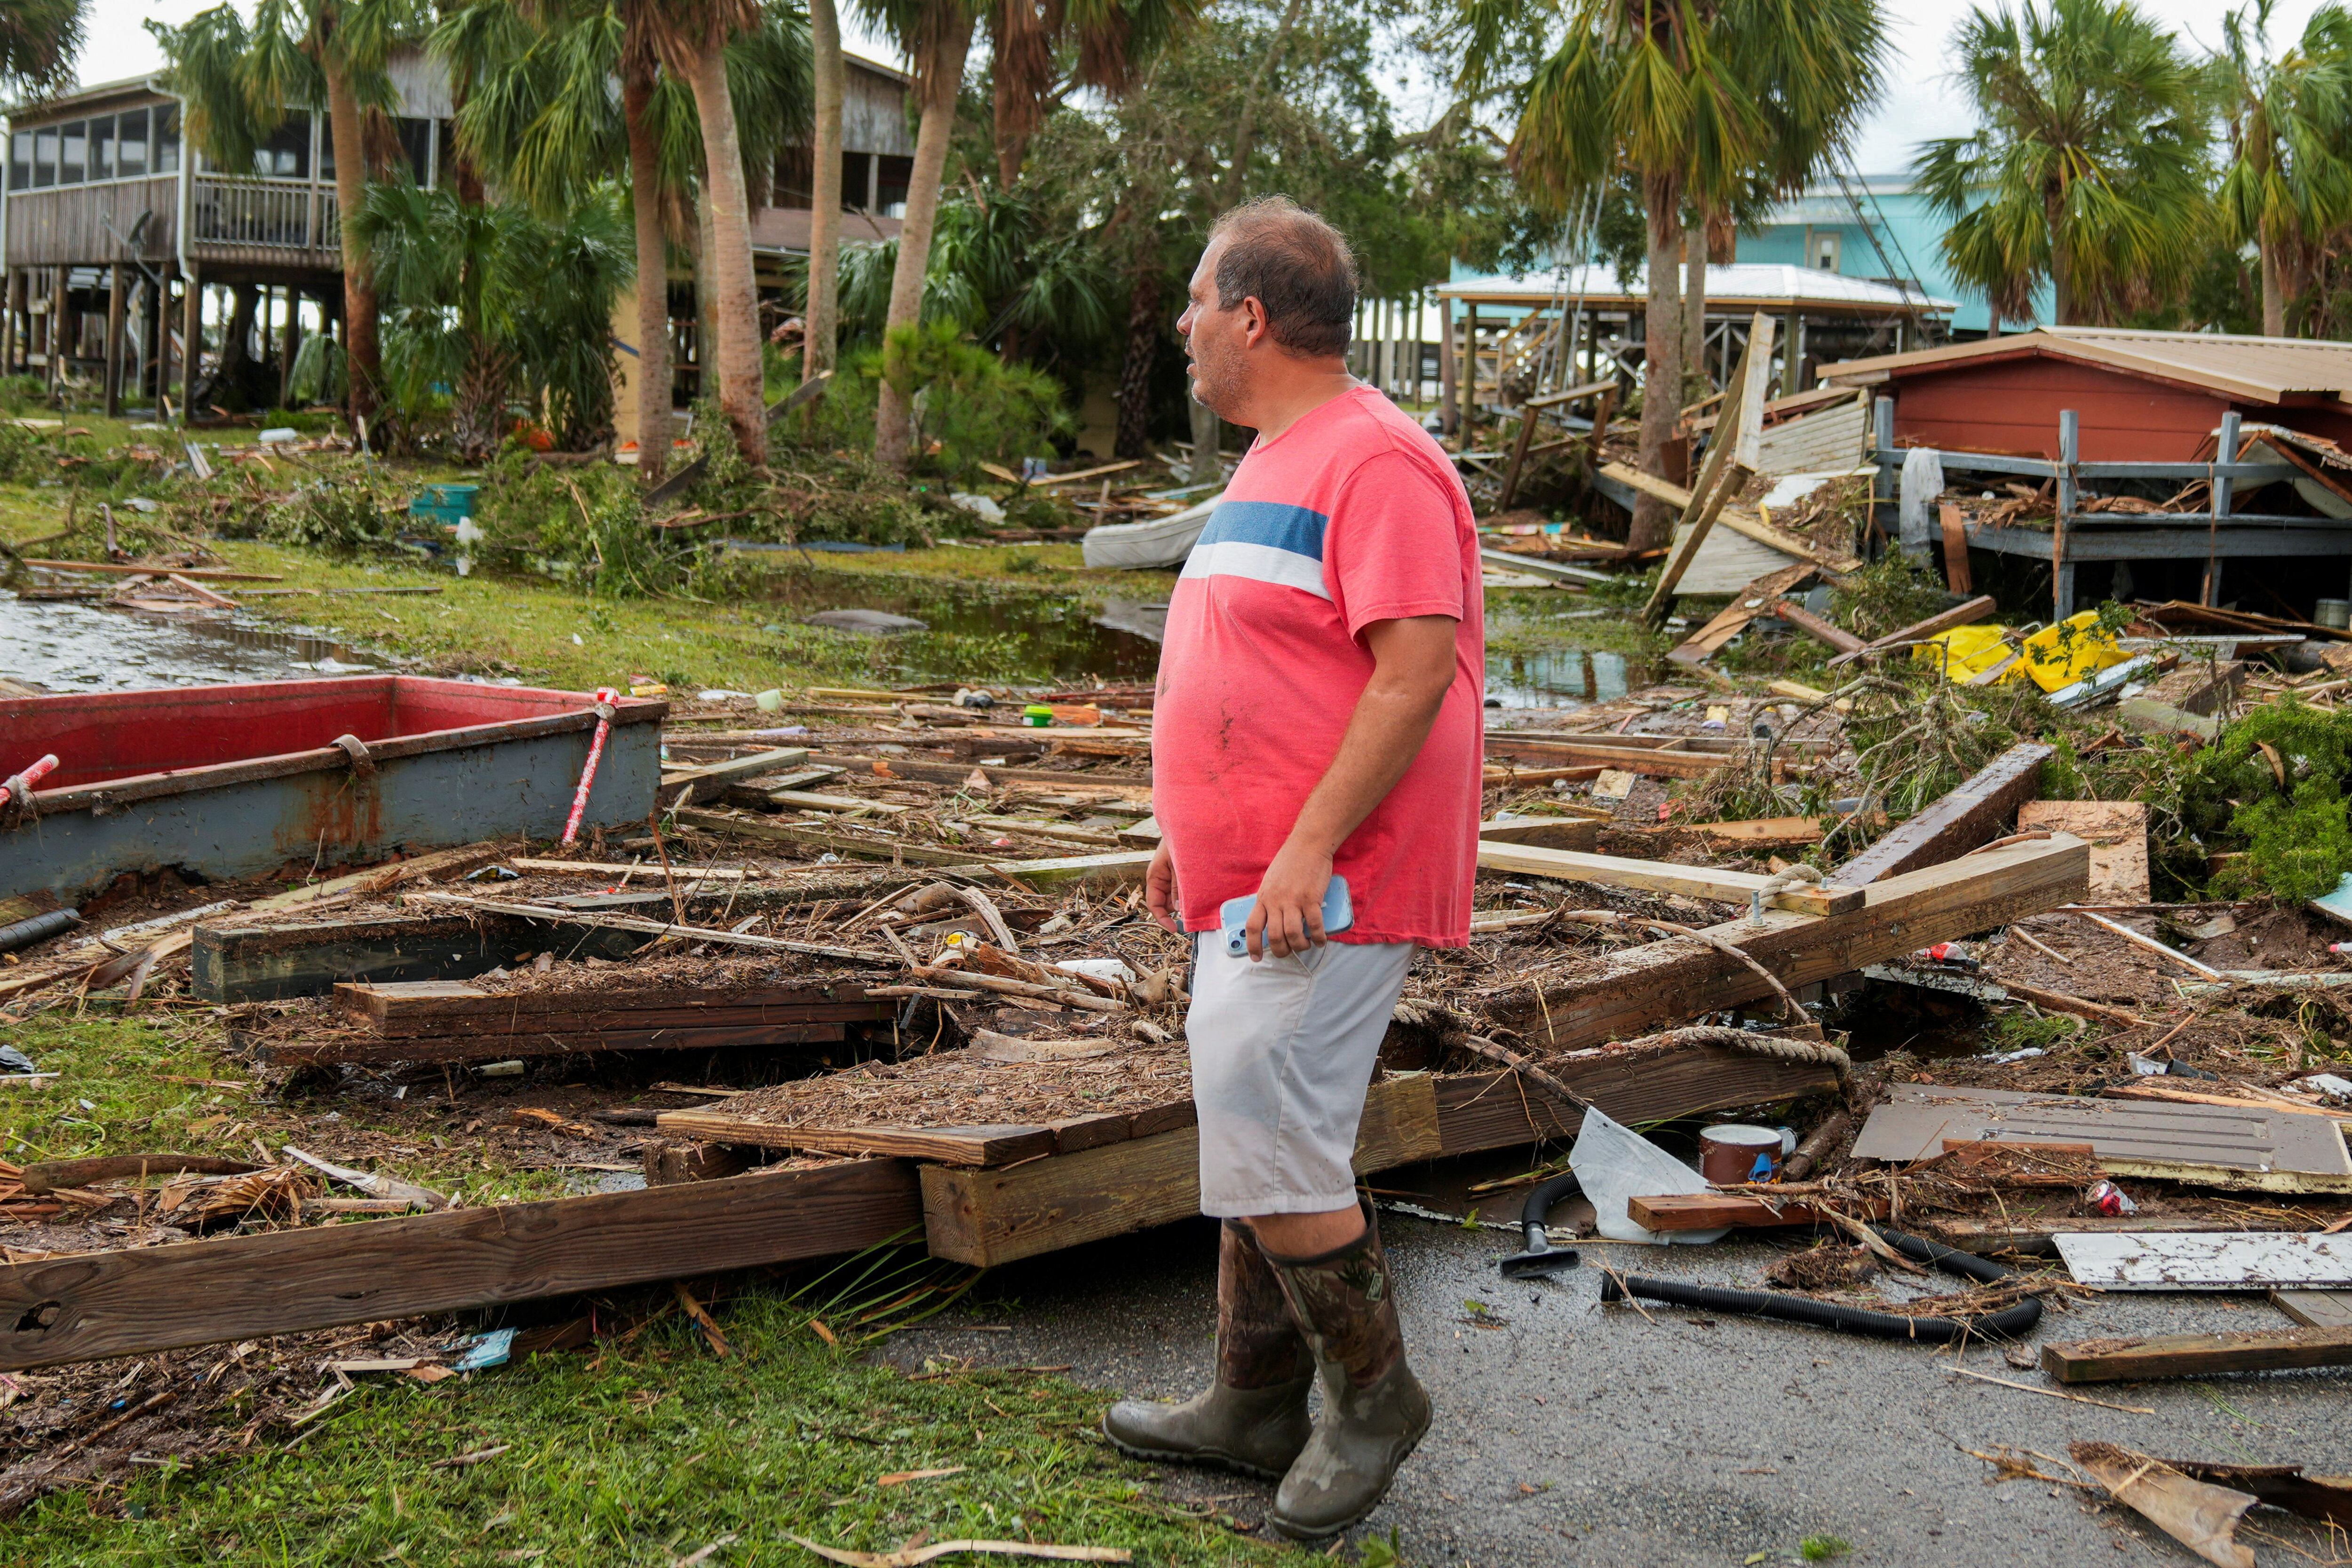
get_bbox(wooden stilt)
[103,262,125,417]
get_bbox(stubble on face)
[1183,242,1251,422]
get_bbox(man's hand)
[1146,841,1184,935]
[1247,839,1334,959]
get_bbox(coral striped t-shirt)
[1152,384,1485,949]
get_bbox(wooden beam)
[1482,737,1740,780]
[1473,841,1864,917]
[192,912,653,1004]
[805,754,1151,796]
[655,748,813,807]
[1643,318,1769,625]
[660,1113,1064,1166]
[1822,742,2053,888]
[1771,598,1868,655]
[254,1021,850,1067]
[335,979,889,1034]
[1666,561,1818,667]
[1827,594,1999,668]
[919,1076,1442,1267]
[1481,833,2088,1047]
[1477,818,1603,852]
[1434,1050,1840,1156]
[671,809,981,866]
[1629,1193,1882,1231]
[0,1157,922,1372]
[986,850,1155,890]
[2042,1326,2352,1385]
[1597,463,1862,571]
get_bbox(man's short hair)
[1208,197,1358,358]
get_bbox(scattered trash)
[2086,1179,2138,1217]
[451,1329,519,1372]
[1571,1106,1725,1245]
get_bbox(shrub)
[264,471,406,557]
[470,445,675,596]
[807,322,1073,485]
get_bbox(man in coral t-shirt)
[1103,197,1483,1542]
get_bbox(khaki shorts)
[1186,935,1416,1218]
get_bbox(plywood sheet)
[2056,1231,2352,1291]
[1853,1082,2352,1193]
[2018,800,2150,900]
[1672,521,1805,595]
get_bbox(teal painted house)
[1734,174,2051,339]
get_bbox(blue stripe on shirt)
[1196,500,1328,562]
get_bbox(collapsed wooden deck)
[0,832,2088,1373]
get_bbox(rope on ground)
[1616,1023,1851,1081]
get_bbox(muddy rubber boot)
[1263,1201,1432,1541]
[1102,1220,1313,1480]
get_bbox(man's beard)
[1187,336,1251,420]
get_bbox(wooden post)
[1,269,17,376]
[48,267,67,396]
[180,267,202,420]
[1438,299,1457,436]
[1870,395,1895,556]
[283,287,303,407]
[1459,305,1478,435]
[2204,410,2239,608]
[103,264,125,417]
[2054,409,2079,619]
[1641,314,1773,626]
[1779,310,1797,397]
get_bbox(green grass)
[2,1014,589,1205]
[3,1286,1307,1568]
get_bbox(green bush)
[807,321,1073,485]
[2180,700,2352,901]
[470,445,675,596]
[264,471,406,557]
[0,373,47,413]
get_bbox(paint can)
[1699,1124,1797,1185]
[2318,599,2352,631]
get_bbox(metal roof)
[3,74,170,121]
[1823,325,2352,407]
[1436,262,1955,316]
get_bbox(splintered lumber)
[191,911,655,1003]
[408,893,897,966]
[987,850,1154,889]
[1855,1085,2352,1195]
[1770,598,1868,656]
[2016,800,2151,901]
[1481,832,2087,1048]
[2043,1326,2352,1384]
[1483,734,1748,780]
[1598,463,1861,572]
[1627,1193,1876,1231]
[258,1022,852,1066]
[1434,1047,1840,1154]
[1644,321,1767,624]
[1823,743,2053,888]
[806,754,1152,797]
[920,1076,1442,1266]
[672,808,980,866]
[1667,561,1817,668]
[0,1158,922,1372]
[1827,594,1999,668]
[1472,840,1863,917]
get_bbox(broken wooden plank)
[2271,1289,2352,1329]
[1477,817,1603,852]
[1856,1084,2352,1195]
[1482,736,1736,780]
[652,1108,1063,1167]
[1432,1048,1842,1156]
[334,979,891,1035]
[2043,1325,2352,1384]
[985,850,1155,890]
[191,912,654,1003]
[1938,503,1973,594]
[1627,1193,1869,1231]
[1644,319,1769,625]
[806,753,1152,796]
[1827,594,1999,667]
[1472,840,1863,917]
[1822,743,2053,888]
[1770,598,1868,655]
[1597,463,1862,571]
[0,1157,922,1371]
[1666,562,1819,668]
[919,1075,1442,1267]
[252,1021,851,1067]
[671,808,980,866]
[1481,832,2088,1048]
[657,747,814,807]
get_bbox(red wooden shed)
[1822,326,2352,460]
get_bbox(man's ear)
[1240,296,1272,348]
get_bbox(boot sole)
[1265,1407,1433,1542]
[1101,1416,1292,1483]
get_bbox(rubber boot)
[1102,1220,1314,1480]
[1262,1200,1432,1541]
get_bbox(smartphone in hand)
[1219,876,1353,958]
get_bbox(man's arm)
[1247,614,1459,958]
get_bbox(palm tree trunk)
[874,6,977,474]
[622,68,673,483]
[1629,172,1684,552]
[322,53,379,439]
[1680,214,1708,398]
[1115,267,1159,459]
[804,0,845,380]
[2046,186,2074,326]
[2260,232,2285,337]
[681,40,768,466]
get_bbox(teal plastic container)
[409,483,480,526]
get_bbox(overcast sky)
[67,0,2334,176]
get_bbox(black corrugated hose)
[1598,1226,2043,1343]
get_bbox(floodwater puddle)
[0,594,376,692]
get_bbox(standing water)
[0,595,375,691]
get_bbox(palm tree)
[0,0,87,95]
[151,0,426,438]
[1462,0,1888,548]
[1914,0,2209,329]
[859,0,980,473]
[441,0,808,476]
[985,0,1198,190]
[805,0,846,382]
[2212,0,2352,337]
[643,0,781,466]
